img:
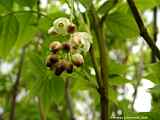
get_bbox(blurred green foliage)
[0,0,160,120]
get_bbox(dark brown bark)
[151,7,158,63]
[127,0,160,60]
[9,47,26,120]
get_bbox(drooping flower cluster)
[46,17,92,76]
[48,17,76,35]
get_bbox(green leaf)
[118,100,130,112]
[15,13,37,49]
[109,87,118,103]
[106,11,139,39]
[71,72,94,91]
[0,17,3,34]
[135,0,158,10]
[109,60,128,75]
[137,112,160,120]
[15,102,40,120]
[109,75,129,86]
[0,15,19,59]
[149,84,160,95]
[79,0,91,9]
[145,62,160,83]
[15,0,37,7]
[0,0,13,10]
[98,0,118,15]
[22,51,64,106]
[155,0,160,4]
[52,76,65,103]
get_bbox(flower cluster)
[46,17,92,76]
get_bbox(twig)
[38,97,46,120]
[9,46,27,120]
[127,0,160,60]
[80,10,101,90]
[151,7,158,63]
[153,7,158,43]
[132,44,144,111]
[65,0,72,10]
[89,46,101,89]
[65,0,79,25]
[89,4,109,120]
[65,78,76,120]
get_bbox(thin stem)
[71,0,75,22]
[65,0,72,9]
[151,7,158,63]
[127,0,160,60]
[38,97,46,120]
[65,78,75,120]
[65,0,74,21]
[153,7,158,43]
[9,46,26,120]
[89,46,101,89]
[65,0,79,26]
[132,44,144,111]
[89,4,109,120]
[79,2,101,89]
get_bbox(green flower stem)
[89,4,109,120]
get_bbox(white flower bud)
[70,32,92,52]
[72,53,84,67]
[48,26,58,35]
[53,17,70,35]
